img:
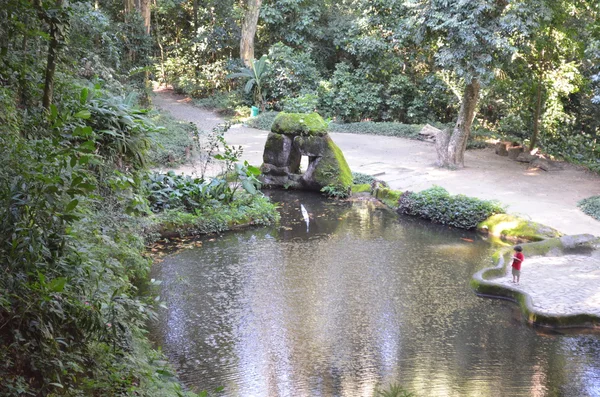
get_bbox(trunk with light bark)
[436,78,480,168]
[240,0,262,67]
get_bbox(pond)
[150,191,600,397]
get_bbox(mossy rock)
[477,213,562,242]
[271,112,328,136]
[312,136,353,194]
[374,187,402,208]
[352,183,372,194]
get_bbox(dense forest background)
[0,0,599,396]
[156,0,600,169]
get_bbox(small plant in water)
[376,383,415,397]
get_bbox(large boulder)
[261,113,352,196]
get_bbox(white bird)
[300,204,309,232]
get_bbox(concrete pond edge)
[470,234,600,329]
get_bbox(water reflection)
[151,191,600,396]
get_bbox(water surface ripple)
[151,191,600,397]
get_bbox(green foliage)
[578,195,600,221]
[329,121,422,138]
[152,194,280,237]
[352,172,376,185]
[148,111,197,166]
[398,186,505,229]
[319,63,385,122]
[245,111,280,130]
[261,42,322,109]
[0,133,152,395]
[170,59,242,98]
[283,93,319,113]
[228,55,270,109]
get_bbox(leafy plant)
[321,184,350,199]
[352,172,376,185]
[228,55,269,110]
[376,383,415,397]
[397,186,505,229]
[245,111,279,131]
[578,195,600,221]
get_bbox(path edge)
[470,234,600,329]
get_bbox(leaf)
[246,165,261,176]
[50,104,58,120]
[242,179,257,195]
[49,383,64,389]
[48,277,67,293]
[74,110,91,119]
[80,87,89,104]
[66,199,79,212]
[79,140,96,153]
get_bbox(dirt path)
[152,89,600,237]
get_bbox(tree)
[229,55,269,110]
[240,0,262,66]
[406,0,511,168]
[35,0,70,109]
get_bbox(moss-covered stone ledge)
[471,234,600,329]
[477,213,563,242]
[143,196,280,240]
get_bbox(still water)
[150,191,600,397]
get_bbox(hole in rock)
[300,156,309,174]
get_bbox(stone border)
[470,234,600,329]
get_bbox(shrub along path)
[153,89,600,237]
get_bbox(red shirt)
[512,252,524,270]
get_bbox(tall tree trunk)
[240,0,262,67]
[42,0,64,110]
[124,0,134,14]
[530,79,543,151]
[437,78,480,168]
[193,0,198,28]
[140,0,151,34]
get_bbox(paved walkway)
[152,89,600,237]
[491,255,600,316]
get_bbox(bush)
[397,186,505,229]
[319,63,385,122]
[262,42,322,109]
[245,111,280,131]
[578,195,600,221]
[148,111,196,166]
[282,93,319,113]
[330,121,422,138]
[352,172,376,185]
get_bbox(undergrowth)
[578,195,600,221]
[245,111,279,131]
[397,186,505,229]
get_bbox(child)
[511,245,524,284]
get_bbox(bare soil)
[152,88,600,237]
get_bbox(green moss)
[271,112,328,136]
[352,183,372,193]
[264,132,284,152]
[478,213,562,242]
[313,137,353,193]
[374,187,402,208]
[149,195,280,238]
